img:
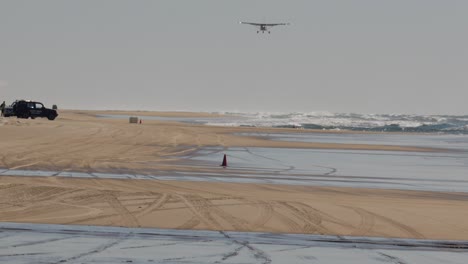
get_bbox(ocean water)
[208,112,468,134]
[97,112,468,134]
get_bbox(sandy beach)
[1,110,468,241]
[0,110,440,173]
[2,176,468,240]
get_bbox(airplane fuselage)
[258,25,270,34]
[240,21,289,34]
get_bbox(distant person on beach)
[0,101,5,116]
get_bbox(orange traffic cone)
[221,154,227,167]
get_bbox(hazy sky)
[1,1,467,115]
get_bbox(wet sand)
[0,110,467,240]
[2,222,467,264]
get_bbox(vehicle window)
[27,102,35,109]
[35,103,44,109]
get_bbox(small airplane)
[239,22,290,34]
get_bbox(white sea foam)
[207,112,468,133]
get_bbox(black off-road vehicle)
[4,100,58,120]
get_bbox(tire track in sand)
[177,216,201,229]
[250,201,274,229]
[177,194,250,230]
[103,192,140,228]
[341,206,375,236]
[349,207,425,239]
[51,234,129,264]
[135,193,169,218]
[177,194,222,229]
[275,202,329,234]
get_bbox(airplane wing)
[239,22,290,27]
[239,22,263,26]
[263,23,290,27]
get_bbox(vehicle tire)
[47,114,56,120]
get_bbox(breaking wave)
[207,112,468,134]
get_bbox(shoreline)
[5,109,463,141]
[61,109,468,136]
